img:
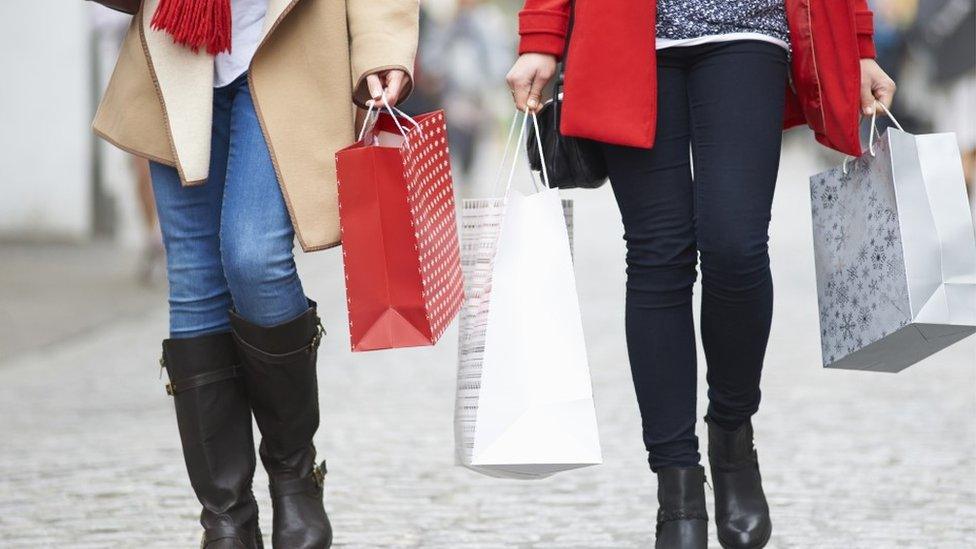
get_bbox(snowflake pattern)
[809,133,911,366]
[656,0,790,45]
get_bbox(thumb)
[366,74,386,106]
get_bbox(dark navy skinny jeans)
[600,41,788,471]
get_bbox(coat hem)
[302,239,342,253]
[92,125,174,167]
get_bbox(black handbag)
[526,72,607,189]
[525,2,607,190]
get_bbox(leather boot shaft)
[706,417,771,549]
[231,301,332,549]
[655,465,708,549]
[162,332,263,549]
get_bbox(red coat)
[518,0,877,156]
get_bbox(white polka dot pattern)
[401,110,465,344]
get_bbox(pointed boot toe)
[717,515,772,549]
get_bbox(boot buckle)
[308,321,326,353]
[312,460,327,487]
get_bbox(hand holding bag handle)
[842,101,904,174]
[356,92,422,143]
[87,0,141,15]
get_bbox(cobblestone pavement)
[1,142,974,548]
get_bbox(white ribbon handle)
[868,101,903,156]
[356,91,422,142]
[843,101,905,174]
[529,109,552,191]
[491,109,552,197]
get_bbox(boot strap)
[657,508,708,523]
[269,460,327,499]
[201,524,247,546]
[166,365,242,396]
[232,321,325,365]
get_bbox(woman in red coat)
[507,1,895,548]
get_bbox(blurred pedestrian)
[508,1,895,547]
[914,0,976,216]
[425,0,511,182]
[91,1,418,547]
[399,5,445,116]
[91,5,164,284]
[130,156,165,284]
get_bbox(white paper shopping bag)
[809,106,976,372]
[454,111,602,479]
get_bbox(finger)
[527,70,547,112]
[505,71,523,110]
[874,80,896,111]
[385,71,404,106]
[366,74,385,106]
[510,76,531,112]
[860,78,875,116]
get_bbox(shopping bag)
[809,106,976,372]
[454,111,602,479]
[335,104,464,352]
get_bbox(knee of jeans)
[624,244,698,308]
[220,237,294,295]
[699,241,771,293]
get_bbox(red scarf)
[151,0,232,55]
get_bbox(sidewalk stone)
[0,143,973,547]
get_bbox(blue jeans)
[150,74,308,338]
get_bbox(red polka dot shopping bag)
[335,104,464,352]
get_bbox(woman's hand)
[506,53,559,112]
[859,59,897,116]
[365,69,410,107]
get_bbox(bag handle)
[867,101,904,155]
[842,101,904,174]
[492,109,552,197]
[356,91,422,142]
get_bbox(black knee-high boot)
[655,466,708,549]
[706,417,771,549]
[230,302,332,549]
[161,332,263,549]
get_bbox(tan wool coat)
[93,0,419,251]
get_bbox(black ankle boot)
[706,417,771,549]
[230,302,332,549]
[161,332,263,549]
[655,466,708,549]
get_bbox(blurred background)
[0,1,973,547]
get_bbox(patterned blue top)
[656,0,790,45]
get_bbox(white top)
[656,32,789,51]
[213,0,269,88]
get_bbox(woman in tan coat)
[93,1,418,547]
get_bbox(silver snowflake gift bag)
[809,109,976,372]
